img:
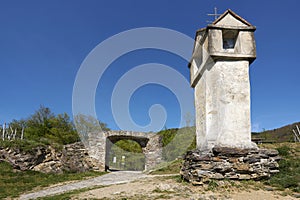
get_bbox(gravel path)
[19,171,148,200]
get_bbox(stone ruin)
[181,9,280,183]
[86,130,163,171]
[0,130,163,173]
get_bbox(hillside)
[252,122,300,143]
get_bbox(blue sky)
[0,0,299,132]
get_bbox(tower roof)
[196,9,256,34]
[212,9,253,27]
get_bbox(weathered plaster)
[190,9,257,151]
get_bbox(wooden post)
[296,125,300,136]
[293,126,300,142]
[10,126,14,140]
[2,123,5,141]
[21,127,24,140]
[293,129,300,142]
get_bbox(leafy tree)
[25,105,55,139]
[2,106,112,148]
[9,106,80,145]
[47,113,79,144]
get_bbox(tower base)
[181,147,280,184]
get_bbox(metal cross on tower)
[207,7,221,23]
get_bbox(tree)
[6,107,110,145]
[47,113,79,144]
[25,105,55,138]
[11,106,80,144]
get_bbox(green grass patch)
[0,161,106,199]
[276,145,291,157]
[158,127,195,161]
[264,144,300,193]
[149,159,182,175]
[0,139,47,153]
[206,180,219,191]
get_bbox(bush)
[276,145,291,156]
[6,106,81,146]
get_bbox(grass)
[0,138,65,153]
[206,180,218,191]
[0,161,106,199]
[149,159,182,175]
[263,143,300,193]
[0,139,47,153]
[37,192,75,200]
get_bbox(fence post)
[2,123,5,141]
[21,127,24,140]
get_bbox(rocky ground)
[19,171,298,200]
[73,175,298,200]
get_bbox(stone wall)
[0,142,100,173]
[181,146,280,184]
[143,134,163,170]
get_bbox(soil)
[74,175,298,200]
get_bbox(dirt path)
[74,176,298,200]
[19,171,298,200]
[19,171,148,200]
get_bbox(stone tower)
[189,9,257,151]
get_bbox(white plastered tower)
[189,9,257,151]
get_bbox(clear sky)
[0,0,299,132]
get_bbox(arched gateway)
[86,131,163,171]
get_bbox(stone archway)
[105,135,147,171]
[87,131,162,171]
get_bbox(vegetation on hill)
[0,106,111,150]
[158,126,196,161]
[1,106,79,146]
[252,122,300,143]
